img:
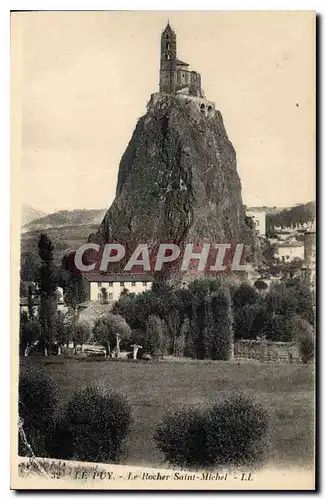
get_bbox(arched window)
[200,103,206,113]
[207,105,212,112]
[166,42,170,50]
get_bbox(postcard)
[11,10,316,490]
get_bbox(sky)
[12,11,315,214]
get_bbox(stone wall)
[234,340,300,364]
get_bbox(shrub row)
[154,393,269,469]
[19,370,132,463]
[19,370,269,468]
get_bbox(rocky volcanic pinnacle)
[93,93,255,252]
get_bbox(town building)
[246,209,266,237]
[303,221,316,288]
[77,300,113,328]
[275,241,305,262]
[20,286,67,314]
[82,273,153,302]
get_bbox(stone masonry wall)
[234,340,300,364]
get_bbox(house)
[82,272,154,302]
[276,241,305,262]
[303,223,316,288]
[246,209,266,237]
[77,300,113,329]
[20,285,67,314]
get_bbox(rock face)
[95,93,254,253]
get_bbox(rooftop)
[176,59,189,67]
[78,300,113,311]
[278,241,304,248]
[82,272,154,283]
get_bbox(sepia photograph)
[10,10,316,490]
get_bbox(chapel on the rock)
[159,22,204,98]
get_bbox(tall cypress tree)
[203,295,215,359]
[64,274,87,310]
[210,287,234,360]
[37,233,58,354]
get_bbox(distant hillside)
[266,201,316,231]
[21,204,47,226]
[22,208,106,233]
[20,208,107,275]
[246,206,286,214]
[21,223,100,270]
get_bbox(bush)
[50,385,132,463]
[145,314,167,358]
[154,405,209,468]
[254,279,268,291]
[18,369,57,457]
[154,393,269,469]
[291,316,315,364]
[298,332,314,364]
[206,393,269,468]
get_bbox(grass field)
[20,358,315,468]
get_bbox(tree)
[100,287,109,305]
[37,233,58,354]
[145,314,167,358]
[56,311,73,350]
[234,302,265,340]
[266,283,298,318]
[260,239,277,267]
[291,316,315,363]
[261,313,293,342]
[232,284,259,309]
[20,252,40,282]
[64,273,87,311]
[285,257,304,278]
[19,312,41,356]
[113,290,154,331]
[154,284,183,355]
[254,280,268,292]
[180,278,219,360]
[210,287,234,360]
[72,321,90,353]
[288,279,314,324]
[93,314,131,358]
[27,284,36,320]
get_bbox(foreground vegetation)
[19,357,315,468]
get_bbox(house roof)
[176,59,189,67]
[20,297,40,306]
[78,300,113,308]
[82,272,153,283]
[78,301,113,324]
[163,21,174,34]
[278,241,304,248]
[20,296,65,306]
[21,281,36,288]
